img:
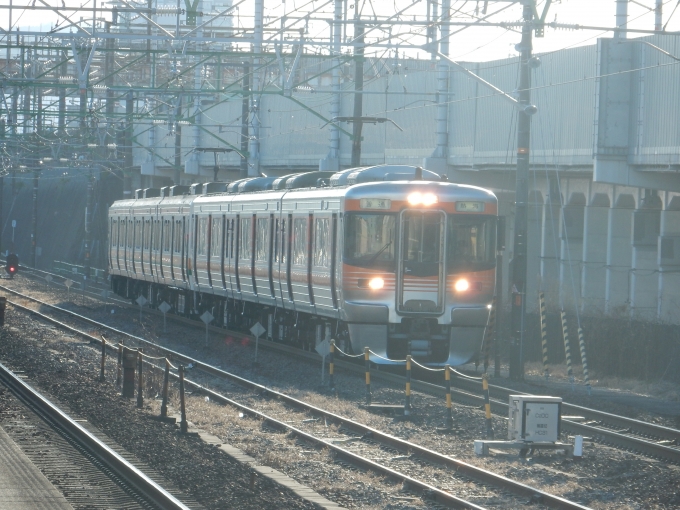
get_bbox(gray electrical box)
[508,395,562,443]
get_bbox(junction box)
[508,395,562,443]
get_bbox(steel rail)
[3,292,590,510]
[4,281,680,464]
[0,362,190,510]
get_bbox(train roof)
[110,165,496,212]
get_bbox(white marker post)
[316,338,331,383]
[250,322,266,363]
[45,274,52,288]
[100,289,109,314]
[200,310,214,346]
[136,295,147,322]
[159,301,171,333]
[64,278,73,299]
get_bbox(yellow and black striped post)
[136,349,144,408]
[404,355,412,416]
[560,311,574,386]
[364,347,371,405]
[161,358,170,418]
[539,292,549,380]
[329,340,335,392]
[577,327,591,395]
[445,365,454,429]
[482,373,493,439]
[482,297,496,373]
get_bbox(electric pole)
[509,1,534,381]
[350,20,365,168]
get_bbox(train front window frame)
[446,215,496,273]
[343,212,396,270]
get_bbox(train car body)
[108,165,497,366]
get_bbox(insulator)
[58,75,75,83]
[154,6,181,15]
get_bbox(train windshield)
[446,215,496,273]
[344,213,396,269]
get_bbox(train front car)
[341,180,497,366]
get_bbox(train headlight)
[368,277,385,290]
[407,192,437,206]
[454,278,469,292]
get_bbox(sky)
[0,0,678,62]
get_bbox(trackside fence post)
[404,355,412,416]
[161,358,170,417]
[329,340,335,392]
[136,349,144,408]
[482,373,494,439]
[179,365,188,433]
[560,310,575,388]
[482,297,496,373]
[577,327,591,395]
[539,292,549,379]
[99,337,106,382]
[364,347,371,405]
[445,365,454,430]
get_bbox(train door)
[220,215,227,290]
[234,214,241,293]
[180,217,187,282]
[286,214,293,302]
[330,213,339,308]
[397,210,446,314]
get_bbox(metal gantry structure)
[0,0,559,190]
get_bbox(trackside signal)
[5,254,19,278]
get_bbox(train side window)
[256,217,269,261]
[224,219,232,259]
[197,217,208,256]
[314,217,330,268]
[211,216,222,257]
[240,217,252,260]
[127,220,132,248]
[281,219,287,264]
[229,219,235,258]
[152,220,158,250]
[163,220,171,252]
[293,217,307,266]
[134,219,142,249]
[174,220,182,253]
[111,219,117,246]
[144,219,151,250]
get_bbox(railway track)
[6,268,680,466]
[1,285,591,509]
[0,360,192,510]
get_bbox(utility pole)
[240,64,250,179]
[124,90,133,197]
[174,95,182,185]
[30,163,39,268]
[350,20,365,168]
[509,1,534,381]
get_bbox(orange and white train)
[108,165,498,365]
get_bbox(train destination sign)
[360,198,391,210]
[455,201,485,212]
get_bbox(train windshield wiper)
[367,241,392,266]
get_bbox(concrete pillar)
[658,196,680,322]
[540,194,562,310]
[630,193,662,320]
[581,193,610,314]
[605,194,635,315]
[526,190,544,313]
[560,192,586,312]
